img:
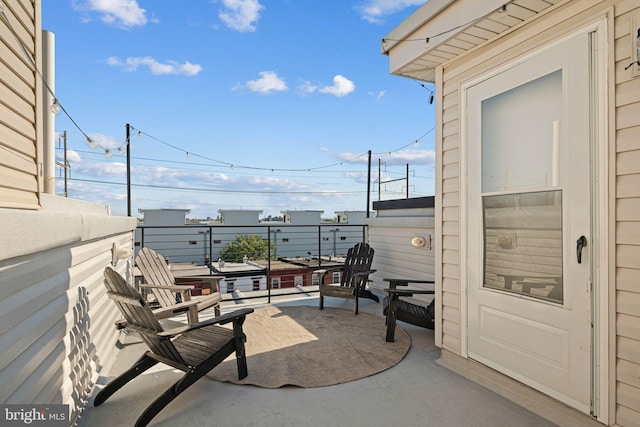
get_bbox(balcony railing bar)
[136,224,368,304]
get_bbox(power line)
[68,178,368,195]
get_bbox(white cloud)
[108,56,203,76]
[356,0,423,24]
[72,0,147,29]
[297,79,318,96]
[239,71,287,94]
[218,0,264,32]
[88,132,123,150]
[339,149,435,166]
[369,90,385,102]
[319,75,355,97]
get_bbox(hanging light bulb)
[185,151,190,158]
[50,99,60,115]
[105,149,112,158]
[117,146,126,154]
[415,140,420,147]
[136,131,142,137]
[87,137,97,148]
[497,4,508,20]
[424,37,431,49]
[230,164,234,170]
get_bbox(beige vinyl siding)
[0,232,132,423]
[614,1,640,425]
[0,0,41,209]
[368,214,436,304]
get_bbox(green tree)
[220,234,275,262]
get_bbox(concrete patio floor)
[77,294,596,427]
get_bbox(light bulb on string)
[414,140,420,147]
[117,146,125,154]
[230,164,234,170]
[185,152,190,158]
[87,137,97,148]
[105,149,112,158]
[424,38,431,49]
[50,99,60,115]
[497,4,508,20]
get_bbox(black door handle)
[576,236,587,264]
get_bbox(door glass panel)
[483,191,563,303]
[481,70,564,304]
[482,70,563,192]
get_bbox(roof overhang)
[382,0,561,82]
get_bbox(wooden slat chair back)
[318,242,378,314]
[136,247,222,324]
[97,267,252,427]
[136,247,177,308]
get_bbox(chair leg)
[233,318,249,380]
[135,370,200,427]
[136,342,239,427]
[385,295,400,342]
[94,353,158,407]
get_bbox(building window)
[323,237,329,241]
[213,239,221,244]
[253,280,260,291]
[271,277,281,289]
[226,281,235,293]
[312,274,320,286]
[332,272,340,283]
[294,275,303,287]
[282,238,289,242]
[340,236,347,241]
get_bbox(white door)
[465,31,593,413]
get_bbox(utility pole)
[126,123,131,216]
[366,150,371,218]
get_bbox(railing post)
[208,226,213,273]
[267,225,271,303]
[317,225,322,268]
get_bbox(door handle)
[576,236,587,264]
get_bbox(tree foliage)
[220,234,274,262]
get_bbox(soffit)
[383,0,563,82]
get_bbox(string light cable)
[132,127,372,173]
[0,0,94,147]
[381,3,512,54]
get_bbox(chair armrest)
[383,278,434,287]
[383,288,434,297]
[139,284,195,291]
[158,308,254,337]
[152,299,201,317]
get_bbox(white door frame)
[458,19,610,422]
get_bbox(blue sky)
[43,0,435,219]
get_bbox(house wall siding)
[0,0,42,209]
[0,199,137,424]
[434,0,640,424]
[613,1,640,425]
[367,210,436,304]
